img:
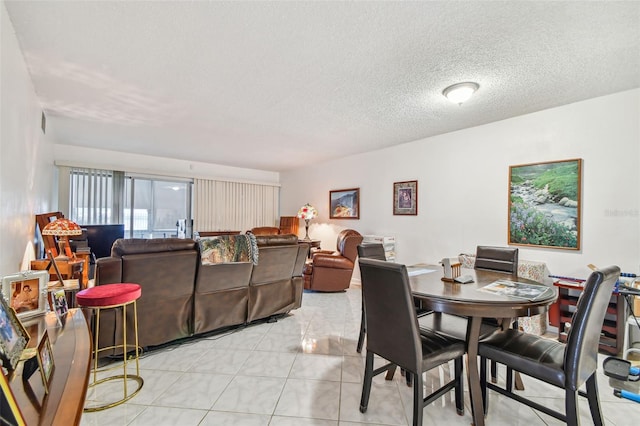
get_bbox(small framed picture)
[0,295,30,371]
[0,368,26,425]
[1,270,48,320]
[393,180,418,215]
[329,188,360,219]
[51,289,69,318]
[36,330,54,394]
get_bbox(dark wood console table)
[9,309,91,426]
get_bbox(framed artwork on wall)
[508,158,582,250]
[393,180,418,215]
[329,188,360,219]
[1,270,48,320]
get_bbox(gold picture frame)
[329,188,360,219]
[1,270,48,320]
[36,330,54,394]
[508,158,582,250]
[393,180,418,215]
[0,367,26,425]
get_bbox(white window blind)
[193,179,279,233]
[68,168,125,224]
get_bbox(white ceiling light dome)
[443,82,480,105]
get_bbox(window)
[67,168,192,239]
[124,177,192,239]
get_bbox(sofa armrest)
[94,257,123,285]
[311,254,353,270]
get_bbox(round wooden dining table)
[409,266,557,426]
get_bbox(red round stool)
[76,283,144,411]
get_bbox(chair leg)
[357,300,365,353]
[480,356,488,414]
[506,365,513,392]
[359,351,374,413]
[490,360,497,383]
[565,389,579,426]
[412,372,423,426]
[385,364,397,380]
[586,373,604,426]
[454,356,464,415]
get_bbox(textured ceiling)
[5,1,640,172]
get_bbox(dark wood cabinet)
[553,281,625,355]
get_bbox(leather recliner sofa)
[94,234,308,355]
[303,229,363,292]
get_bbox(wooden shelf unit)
[553,281,626,355]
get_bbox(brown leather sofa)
[94,235,308,355]
[250,226,281,235]
[303,229,363,292]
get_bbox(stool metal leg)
[84,301,144,412]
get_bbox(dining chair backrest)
[357,243,386,261]
[475,246,518,274]
[564,265,620,390]
[359,258,421,373]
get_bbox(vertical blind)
[68,168,125,224]
[193,179,279,232]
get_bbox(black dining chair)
[356,244,387,353]
[358,258,466,426]
[475,245,519,386]
[479,265,620,425]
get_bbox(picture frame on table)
[1,270,48,320]
[0,294,30,372]
[36,330,54,394]
[393,180,418,215]
[0,367,26,425]
[329,188,360,219]
[508,158,582,250]
[50,288,69,319]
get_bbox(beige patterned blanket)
[199,234,259,265]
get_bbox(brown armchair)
[303,229,363,292]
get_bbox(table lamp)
[297,203,317,242]
[42,218,83,261]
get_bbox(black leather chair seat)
[418,330,466,371]
[479,329,566,388]
[419,313,498,342]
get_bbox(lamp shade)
[297,204,317,220]
[42,218,83,236]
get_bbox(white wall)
[0,2,55,276]
[53,144,280,185]
[281,89,640,279]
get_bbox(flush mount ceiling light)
[442,82,479,105]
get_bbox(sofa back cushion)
[108,238,199,348]
[111,238,198,256]
[255,233,298,247]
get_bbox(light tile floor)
[81,288,640,425]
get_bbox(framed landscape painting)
[329,188,360,219]
[508,158,582,250]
